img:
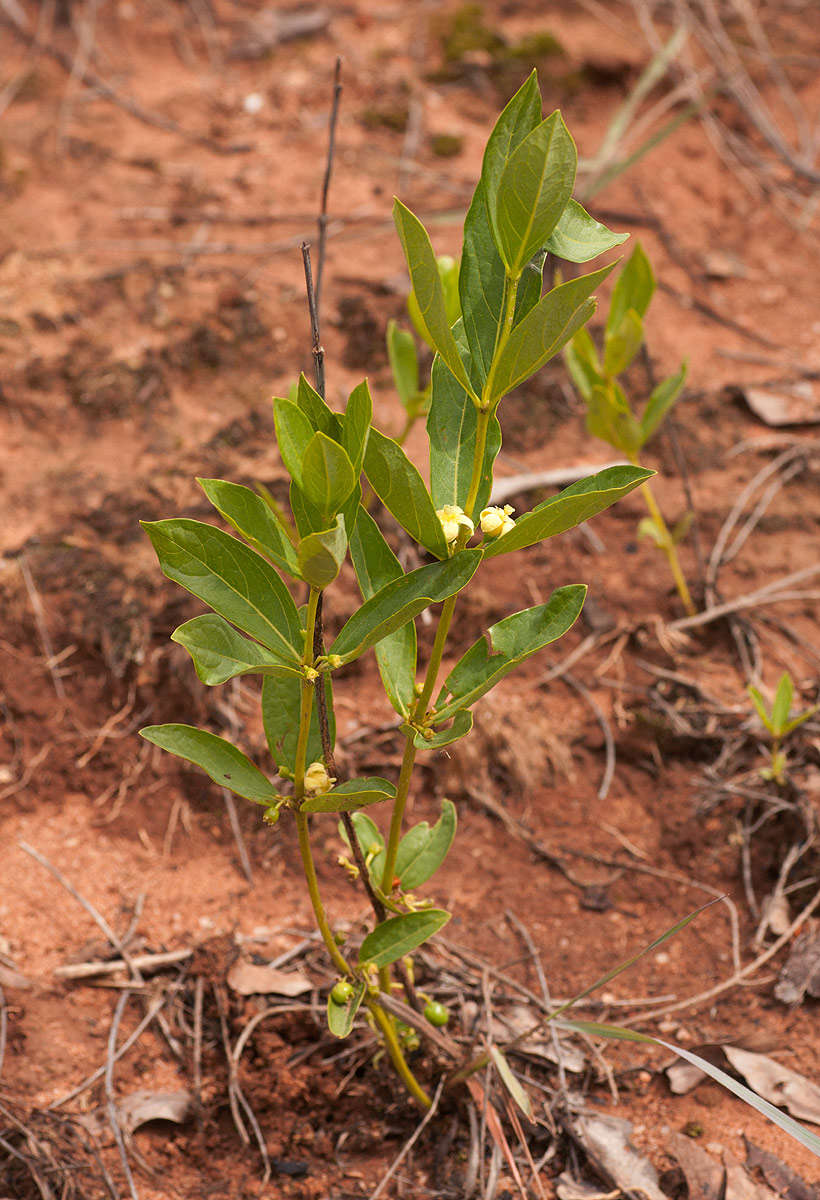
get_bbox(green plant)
[139,70,647,1107]
[748,671,818,784]
[564,242,695,615]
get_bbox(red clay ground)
[1,1,819,1197]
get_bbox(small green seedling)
[748,672,818,784]
[564,243,694,615]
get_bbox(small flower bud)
[480,504,515,538]
[303,666,319,683]
[435,504,475,545]
[327,654,342,669]
[304,761,334,795]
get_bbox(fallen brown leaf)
[226,958,312,997]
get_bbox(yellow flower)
[304,762,334,795]
[436,504,475,544]
[480,504,515,538]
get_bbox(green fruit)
[424,1001,449,1027]
[330,980,354,1005]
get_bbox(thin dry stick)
[369,1078,445,1200]
[315,57,343,315]
[20,842,122,952]
[0,983,6,1081]
[221,788,253,884]
[562,672,615,800]
[192,976,204,1127]
[54,949,192,980]
[18,559,65,700]
[106,991,139,1200]
[669,566,820,631]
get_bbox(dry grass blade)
[369,1078,444,1200]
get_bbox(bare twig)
[670,566,820,631]
[301,243,325,399]
[106,992,139,1200]
[19,559,65,700]
[561,673,616,801]
[316,57,342,315]
[222,788,253,884]
[54,949,192,981]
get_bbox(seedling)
[564,243,695,615]
[748,672,818,784]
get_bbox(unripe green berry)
[424,1001,449,1027]
[330,980,354,1005]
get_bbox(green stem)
[368,999,432,1108]
[295,811,350,977]
[639,476,696,617]
[481,270,519,412]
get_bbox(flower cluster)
[480,504,515,538]
[436,504,475,545]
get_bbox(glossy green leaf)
[273,397,314,488]
[342,380,372,477]
[395,799,457,890]
[358,909,451,969]
[640,362,686,444]
[410,709,474,750]
[262,670,334,774]
[363,428,449,558]
[387,320,420,410]
[298,515,348,589]
[408,255,461,351]
[142,519,301,664]
[349,506,417,718]
[606,242,655,336]
[327,977,366,1038]
[171,614,298,685]
[428,350,502,521]
[603,308,644,377]
[289,480,324,538]
[564,326,603,403]
[483,465,653,559]
[435,587,586,720]
[197,478,301,580]
[393,199,475,398]
[300,432,356,521]
[490,1045,533,1120]
[586,380,643,456]
[556,1021,820,1158]
[488,264,614,405]
[296,373,342,440]
[493,112,577,276]
[330,550,482,665]
[301,777,397,813]
[140,724,277,804]
[545,198,628,263]
[748,685,774,734]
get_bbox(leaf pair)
[748,672,818,740]
[340,800,456,893]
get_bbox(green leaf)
[482,70,543,222]
[493,112,577,276]
[772,673,794,734]
[339,811,385,887]
[142,519,302,664]
[545,198,628,263]
[408,255,461,352]
[428,351,502,521]
[488,264,614,405]
[395,799,457,890]
[298,515,348,589]
[363,428,449,558]
[564,326,603,402]
[556,1021,820,1158]
[387,320,420,410]
[483,465,653,559]
[273,397,314,488]
[603,307,644,377]
[140,724,277,804]
[171,614,298,685]
[640,362,687,445]
[747,685,775,735]
[300,432,356,521]
[393,199,476,398]
[489,1046,533,1120]
[197,478,301,580]
[606,242,655,336]
[327,977,366,1038]
[781,705,818,736]
[349,507,417,718]
[301,777,397,813]
[262,671,334,774]
[586,380,643,455]
[296,373,342,440]
[343,380,372,476]
[410,709,473,749]
[435,587,586,720]
[359,909,451,969]
[330,550,482,665]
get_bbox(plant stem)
[639,476,696,617]
[481,270,519,412]
[295,811,350,977]
[368,999,432,1108]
